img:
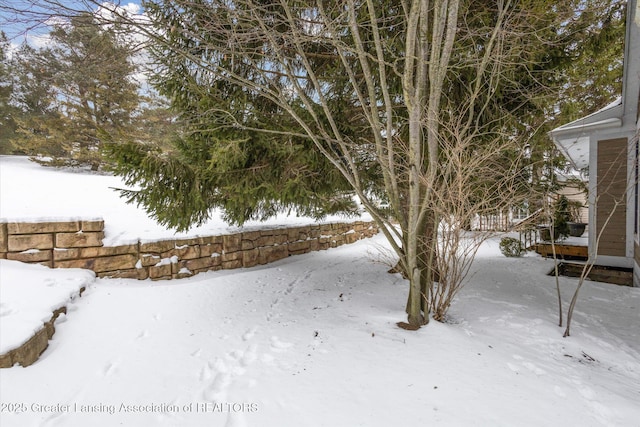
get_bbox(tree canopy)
[8,12,142,168]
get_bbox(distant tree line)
[0,12,177,169]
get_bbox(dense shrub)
[499,237,525,257]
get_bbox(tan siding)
[596,138,628,257]
[557,184,588,223]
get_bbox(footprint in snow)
[0,303,16,317]
[225,411,248,427]
[270,336,293,352]
[523,361,546,375]
[136,329,149,340]
[102,359,120,377]
[506,362,520,373]
[554,386,566,397]
[199,365,212,382]
[242,327,257,341]
[578,385,597,400]
[203,372,232,401]
[240,344,258,367]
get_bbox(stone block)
[199,235,223,245]
[55,231,104,248]
[0,325,49,368]
[171,262,180,274]
[37,260,53,268]
[241,230,262,242]
[274,232,289,245]
[163,245,200,260]
[309,239,320,252]
[241,239,255,250]
[149,263,172,279]
[259,245,288,264]
[345,232,358,244]
[223,233,242,253]
[7,249,52,263]
[288,240,310,254]
[221,251,243,263]
[242,248,260,267]
[175,237,201,246]
[79,244,138,258]
[199,243,222,257]
[193,264,222,274]
[8,234,54,251]
[257,235,275,247]
[319,224,334,233]
[80,220,104,232]
[222,259,243,270]
[297,226,310,241]
[184,257,218,271]
[287,227,300,241]
[98,268,148,280]
[0,223,7,252]
[7,221,80,234]
[53,248,81,261]
[140,254,161,267]
[173,267,194,279]
[54,258,95,270]
[92,254,138,272]
[139,239,175,253]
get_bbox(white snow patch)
[0,260,94,354]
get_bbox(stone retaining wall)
[0,306,69,368]
[0,219,379,280]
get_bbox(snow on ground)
[0,156,369,245]
[1,235,639,427]
[0,261,94,354]
[0,156,639,426]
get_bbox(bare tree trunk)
[563,199,622,337]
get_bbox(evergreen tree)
[12,12,141,169]
[0,31,18,154]
[10,43,63,158]
[559,0,625,122]
[527,0,625,198]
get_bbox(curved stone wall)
[0,219,378,280]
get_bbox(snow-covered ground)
[1,156,639,426]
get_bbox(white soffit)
[555,135,590,170]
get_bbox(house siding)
[557,184,588,223]
[596,138,628,257]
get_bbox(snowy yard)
[1,156,639,426]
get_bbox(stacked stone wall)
[0,220,378,280]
